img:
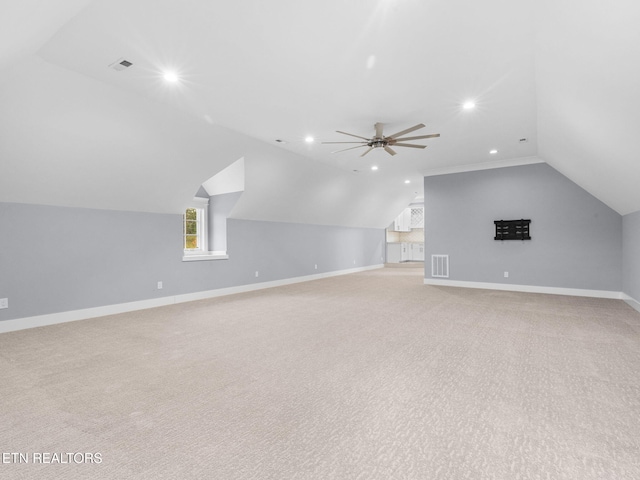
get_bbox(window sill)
[182,251,229,262]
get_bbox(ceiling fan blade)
[386,123,425,140]
[321,141,368,144]
[374,123,384,138]
[383,146,397,156]
[331,145,368,154]
[336,130,370,141]
[394,133,440,141]
[393,143,427,149]
[360,147,374,157]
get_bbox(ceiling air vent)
[109,58,133,71]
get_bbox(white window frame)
[182,197,228,262]
[183,199,207,254]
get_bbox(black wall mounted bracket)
[494,219,531,241]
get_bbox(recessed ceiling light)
[404,180,411,184]
[463,101,476,110]
[163,72,179,82]
[489,149,498,154]
[305,136,314,143]
[371,165,378,171]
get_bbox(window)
[182,197,228,262]
[184,207,205,252]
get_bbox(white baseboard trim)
[424,278,623,299]
[622,294,640,313]
[0,264,384,334]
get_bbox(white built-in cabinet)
[400,243,410,262]
[393,208,412,232]
[392,206,423,232]
[410,243,425,261]
[387,242,425,263]
[396,242,425,262]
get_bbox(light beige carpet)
[1,267,640,479]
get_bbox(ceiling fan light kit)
[322,122,440,157]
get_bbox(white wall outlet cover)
[504,272,509,278]
[0,298,8,309]
[157,281,163,289]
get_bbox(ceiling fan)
[322,122,440,157]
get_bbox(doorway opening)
[385,202,424,268]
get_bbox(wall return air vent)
[431,255,449,278]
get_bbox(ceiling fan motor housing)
[369,138,387,148]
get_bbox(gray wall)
[622,210,640,301]
[423,163,622,292]
[0,202,385,322]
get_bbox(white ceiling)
[1,0,640,226]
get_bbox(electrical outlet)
[504,271,509,278]
[255,271,259,277]
[314,264,317,270]
[353,260,356,265]
[157,281,163,289]
[0,298,7,309]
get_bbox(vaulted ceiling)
[1,0,639,228]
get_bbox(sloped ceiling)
[535,0,640,215]
[0,0,92,73]
[1,0,639,228]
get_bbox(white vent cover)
[431,255,449,278]
[109,58,133,71]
